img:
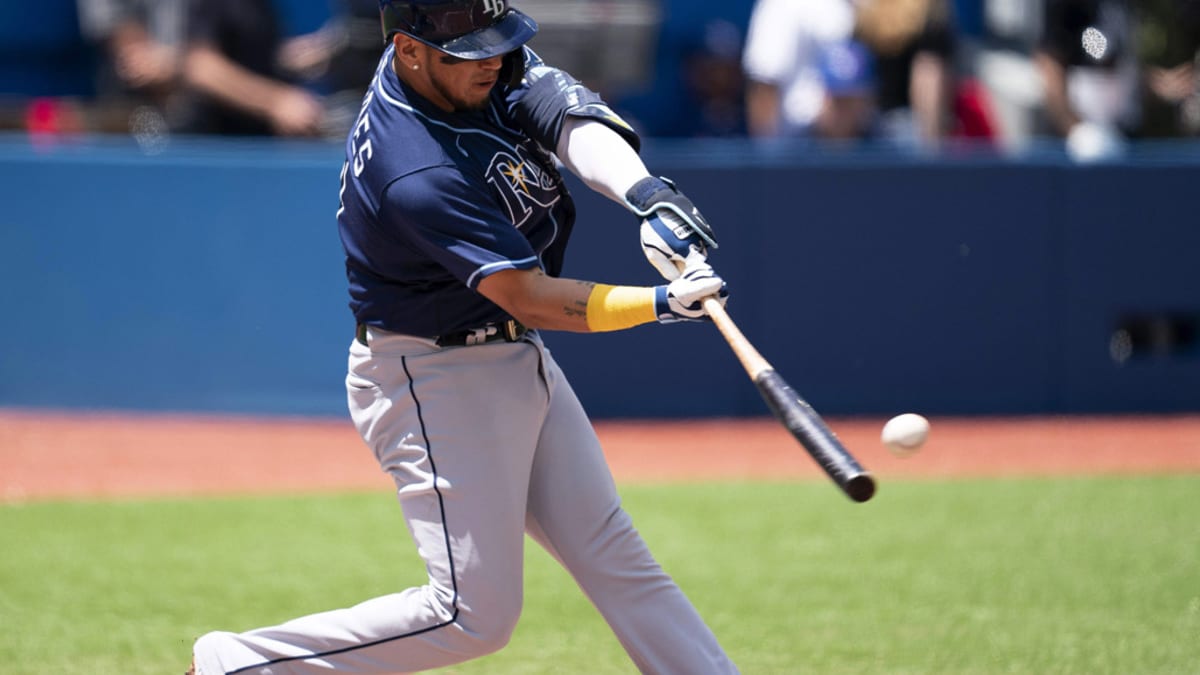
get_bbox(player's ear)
[394,35,422,70]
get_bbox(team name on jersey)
[337,86,378,218]
[486,143,561,229]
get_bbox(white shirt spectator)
[742,0,856,136]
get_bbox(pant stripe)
[226,354,460,674]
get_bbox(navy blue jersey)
[337,45,634,338]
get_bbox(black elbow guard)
[511,66,641,153]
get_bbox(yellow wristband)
[586,284,657,332]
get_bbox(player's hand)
[626,176,718,280]
[639,210,709,281]
[655,260,728,323]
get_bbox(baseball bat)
[702,297,877,503]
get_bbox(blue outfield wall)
[1,135,1198,418]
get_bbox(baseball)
[881,413,929,456]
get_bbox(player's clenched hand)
[639,211,709,281]
[656,260,728,323]
[626,176,718,281]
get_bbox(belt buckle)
[465,326,493,346]
[503,319,520,342]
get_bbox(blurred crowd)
[9,0,383,144]
[728,0,1200,159]
[2,0,1198,160]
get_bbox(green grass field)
[2,476,1197,674]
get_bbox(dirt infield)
[2,409,1198,502]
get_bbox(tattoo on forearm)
[563,280,594,318]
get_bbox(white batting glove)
[627,176,718,281]
[655,260,728,323]
[639,210,709,281]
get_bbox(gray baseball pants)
[192,329,737,674]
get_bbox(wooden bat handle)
[702,296,771,379]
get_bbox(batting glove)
[639,211,711,281]
[626,176,718,281]
[656,260,728,323]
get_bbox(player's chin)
[456,90,494,112]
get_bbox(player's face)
[424,51,504,112]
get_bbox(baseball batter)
[189,1,737,673]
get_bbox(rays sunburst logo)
[486,147,560,228]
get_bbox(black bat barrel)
[755,370,876,503]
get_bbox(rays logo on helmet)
[482,0,506,19]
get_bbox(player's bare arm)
[476,268,594,332]
[477,266,727,334]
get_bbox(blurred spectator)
[853,0,958,150]
[1137,0,1200,137]
[76,0,186,133]
[972,0,1047,150]
[813,38,880,141]
[178,0,325,137]
[742,0,857,138]
[275,0,384,138]
[674,19,747,137]
[1033,0,1140,160]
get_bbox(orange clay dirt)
[1,410,1198,502]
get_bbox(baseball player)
[188,1,737,673]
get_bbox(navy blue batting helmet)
[379,0,538,60]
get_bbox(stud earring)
[412,64,419,70]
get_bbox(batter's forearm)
[585,284,658,331]
[479,269,593,332]
[512,276,659,333]
[477,268,661,334]
[544,277,599,332]
[478,266,721,333]
[530,279,658,333]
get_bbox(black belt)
[356,320,528,348]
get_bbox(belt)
[356,320,529,348]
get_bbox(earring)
[412,64,419,70]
